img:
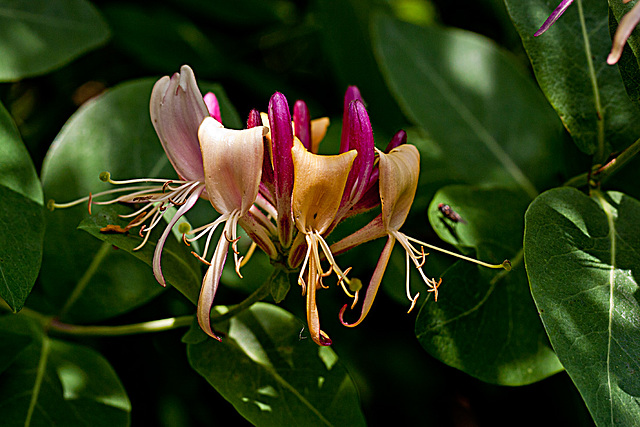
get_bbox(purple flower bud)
[340,86,364,153]
[203,92,222,123]
[293,100,311,150]
[335,99,375,220]
[268,92,295,247]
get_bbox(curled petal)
[197,218,236,341]
[608,1,640,65]
[340,235,396,327]
[534,0,574,37]
[153,186,204,287]
[377,144,420,232]
[203,92,222,123]
[150,65,208,182]
[199,117,267,215]
[291,139,357,234]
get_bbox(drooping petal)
[150,65,209,182]
[377,144,420,232]
[152,186,204,287]
[203,92,222,123]
[305,234,333,346]
[268,92,295,247]
[197,215,236,341]
[534,0,574,36]
[291,139,357,234]
[198,117,267,215]
[339,234,396,327]
[608,1,640,64]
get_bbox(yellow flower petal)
[377,144,420,232]
[291,139,357,234]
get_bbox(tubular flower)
[190,117,269,340]
[291,139,357,345]
[48,65,219,287]
[335,144,441,327]
[54,66,509,345]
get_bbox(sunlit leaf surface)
[504,0,640,159]
[525,187,640,425]
[417,185,562,385]
[373,13,565,199]
[0,314,130,426]
[187,303,366,427]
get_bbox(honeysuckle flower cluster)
[51,65,508,346]
[534,0,639,65]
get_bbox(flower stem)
[49,315,194,336]
[564,136,640,188]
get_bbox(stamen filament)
[405,235,509,270]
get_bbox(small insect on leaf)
[437,203,466,224]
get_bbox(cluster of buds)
[51,65,508,346]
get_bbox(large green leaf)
[524,187,640,426]
[0,102,44,312]
[0,0,110,81]
[504,0,640,160]
[415,185,562,385]
[0,314,130,426]
[40,78,239,323]
[186,303,366,426]
[373,13,565,199]
[78,204,202,305]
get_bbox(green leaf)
[78,204,202,305]
[0,101,42,204]
[0,314,130,426]
[40,78,238,322]
[0,0,110,81]
[504,0,640,160]
[415,186,562,385]
[0,101,44,312]
[0,186,44,312]
[524,187,640,425]
[187,303,366,426]
[373,13,565,199]
[269,268,291,304]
